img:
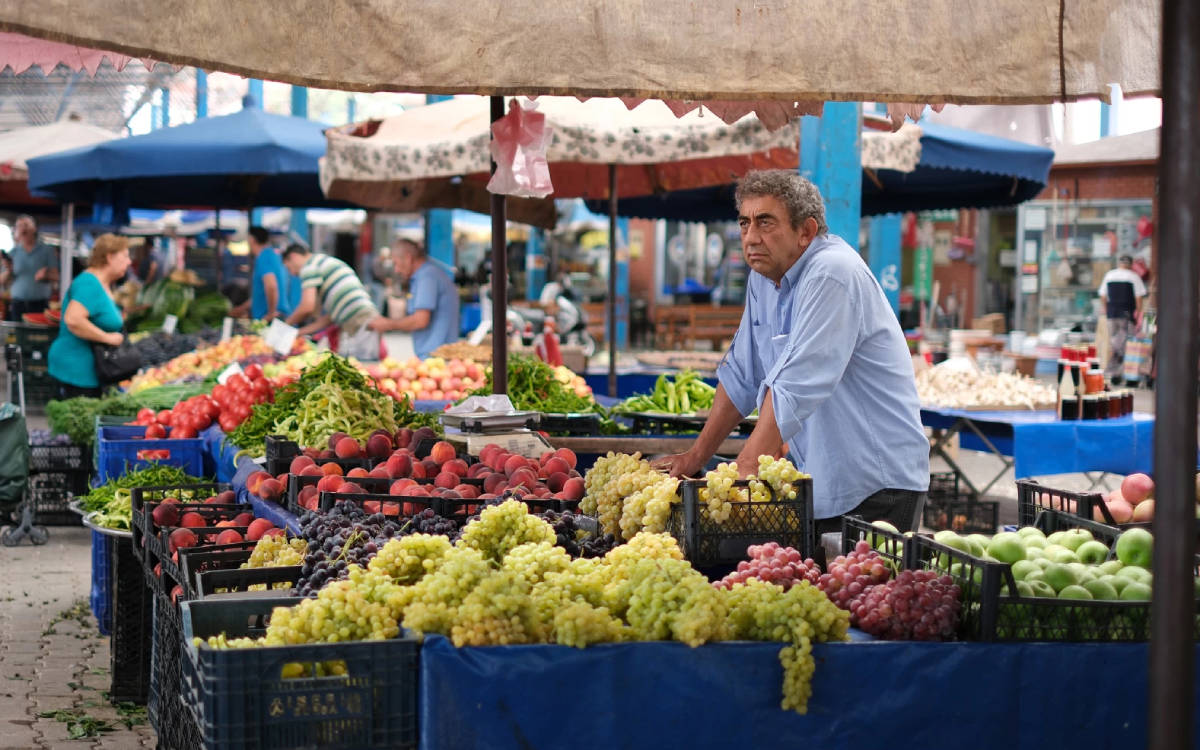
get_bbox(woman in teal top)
[48,234,130,397]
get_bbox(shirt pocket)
[764,332,790,373]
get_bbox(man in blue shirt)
[4,215,59,321]
[370,238,459,359]
[232,226,292,321]
[655,170,929,532]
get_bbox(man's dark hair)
[281,244,311,262]
[1118,254,1134,265]
[248,226,270,246]
[395,237,428,259]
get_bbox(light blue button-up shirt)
[718,233,929,518]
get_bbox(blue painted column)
[525,229,546,301]
[616,218,630,348]
[289,85,310,244]
[160,87,170,127]
[245,84,264,227]
[1099,102,1112,138]
[799,103,863,248]
[868,214,902,314]
[195,69,208,117]
[346,95,356,123]
[424,95,455,267]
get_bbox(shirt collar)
[777,234,830,293]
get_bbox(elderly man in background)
[370,238,460,359]
[4,215,59,321]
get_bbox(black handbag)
[92,338,142,384]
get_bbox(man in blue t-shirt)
[369,239,459,358]
[232,226,292,321]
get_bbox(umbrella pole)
[60,202,74,292]
[1148,1,1198,748]
[607,164,619,398]
[489,96,508,395]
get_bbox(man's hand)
[651,451,706,478]
[368,316,395,333]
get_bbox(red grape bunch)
[816,541,892,609]
[851,570,961,641]
[715,542,819,590]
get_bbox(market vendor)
[368,238,459,359]
[281,244,381,360]
[654,170,929,534]
[3,215,59,321]
[231,226,292,321]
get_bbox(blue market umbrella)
[590,121,1054,220]
[26,107,355,213]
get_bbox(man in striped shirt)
[282,245,381,360]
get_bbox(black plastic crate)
[129,482,238,562]
[27,472,84,526]
[29,442,90,472]
[181,597,419,750]
[923,497,999,534]
[537,412,602,436]
[667,477,815,567]
[177,541,262,598]
[625,412,757,436]
[316,491,440,517]
[838,516,909,571]
[149,592,202,750]
[109,535,152,704]
[195,565,303,598]
[14,371,57,411]
[1015,479,1105,528]
[287,474,393,515]
[6,323,56,352]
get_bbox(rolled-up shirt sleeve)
[761,274,859,443]
[717,301,759,417]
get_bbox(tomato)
[211,384,230,405]
[202,399,220,420]
[144,423,167,439]
[218,413,240,433]
[227,374,251,393]
[171,425,198,439]
[137,408,156,423]
[192,412,213,431]
[157,409,173,427]
[243,363,264,381]
[252,378,273,399]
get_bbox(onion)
[1120,473,1155,504]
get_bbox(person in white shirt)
[1098,254,1148,383]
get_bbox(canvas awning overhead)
[0,1,1159,109]
[321,96,922,225]
[0,121,120,180]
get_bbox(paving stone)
[0,722,40,750]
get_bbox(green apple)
[1043,562,1079,593]
[1058,529,1093,552]
[1084,578,1120,600]
[1075,540,1110,565]
[1097,560,1124,576]
[1058,584,1094,600]
[1110,576,1132,594]
[1028,580,1057,598]
[1115,565,1152,585]
[1119,581,1153,601]
[934,530,973,565]
[1017,526,1046,540]
[1033,557,1052,570]
[1022,536,1047,550]
[1014,580,1034,598]
[1024,570,1046,585]
[1024,546,1046,561]
[966,534,991,557]
[1115,527,1154,569]
[1050,547,1079,564]
[1046,531,1068,546]
[987,532,1027,564]
[1011,560,1039,581]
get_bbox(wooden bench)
[683,306,744,350]
[653,307,691,349]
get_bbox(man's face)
[14,218,35,245]
[393,247,415,281]
[737,195,815,284]
[1119,258,1132,269]
[283,253,306,276]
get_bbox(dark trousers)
[814,488,927,538]
[8,298,48,322]
[51,377,101,400]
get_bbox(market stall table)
[921,408,1153,496]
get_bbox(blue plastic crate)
[181,598,419,750]
[96,425,206,484]
[89,530,113,635]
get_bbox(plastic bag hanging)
[487,99,553,199]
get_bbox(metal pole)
[60,203,74,291]
[489,96,508,395]
[608,164,618,398]
[1149,1,1199,748]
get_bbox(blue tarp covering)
[26,108,352,210]
[421,635,1200,750]
[920,408,1154,477]
[592,121,1055,221]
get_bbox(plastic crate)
[14,371,57,411]
[109,534,152,704]
[96,425,206,484]
[1015,479,1105,528]
[195,566,303,598]
[149,592,203,750]
[178,541,260,598]
[315,491,440,517]
[27,472,84,526]
[667,478,815,567]
[6,323,56,352]
[838,516,909,571]
[181,597,419,750]
[927,471,961,503]
[29,442,90,472]
[905,509,1200,642]
[923,497,1000,534]
[130,482,237,562]
[537,412,602,436]
[89,530,115,636]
